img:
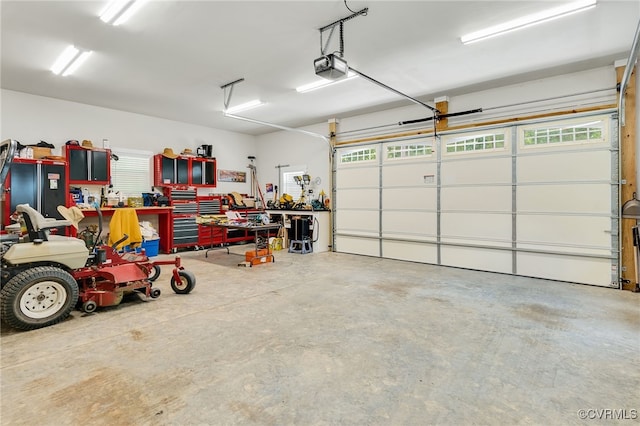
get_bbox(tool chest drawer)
[172,217,198,246]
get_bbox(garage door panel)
[441,246,512,274]
[441,212,512,241]
[517,253,611,286]
[518,184,610,214]
[382,240,437,263]
[517,151,610,182]
[441,186,511,212]
[382,211,437,236]
[335,236,379,257]
[517,216,610,247]
[382,187,436,210]
[382,163,437,186]
[336,167,378,188]
[336,210,379,232]
[441,157,511,185]
[337,188,379,209]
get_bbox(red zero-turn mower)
[0,139,196,331]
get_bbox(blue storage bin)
[140,239,159,257]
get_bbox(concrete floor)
[1,248,639,425]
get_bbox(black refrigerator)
[6,160,67,233]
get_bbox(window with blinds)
[110,149,153,197]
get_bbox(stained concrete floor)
[1,248,639,425]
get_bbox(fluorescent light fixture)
[50,45,92,76]
[100,0,148,26]
[296,71,358,93]
[62,51,92,76]
[224,99,265,114]
[461,0,597,44]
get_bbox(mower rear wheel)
[171,270,196,294]
[0,266,79,330]
[147,265,161,282]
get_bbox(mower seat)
[16,204,72,242]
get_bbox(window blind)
[110,148,153,197]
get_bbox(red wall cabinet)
[153,154,216,187]
[64,145,111,185]
[190,158,217,186]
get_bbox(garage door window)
[445,133,506,154]
[522,119,605,147]
[340,147,377,164]
[386,143,433,159]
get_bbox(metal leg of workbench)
[205,244,230,258]
[205,225,230,258]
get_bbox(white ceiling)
[2,1,638,136]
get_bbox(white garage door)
[334,113,618,287]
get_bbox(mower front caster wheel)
[147,265,161,282]
[150,288,161,299]
[171,270,196,294]
[82,300,97,313]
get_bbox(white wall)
[255,122,331,204]
[0,89,256,195]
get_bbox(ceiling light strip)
[100,0,147,25]
[224,100,265,114]
[62,51,92,76]
[296,72,358,93]
[50,45,92,76]
[461,0,597,44]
